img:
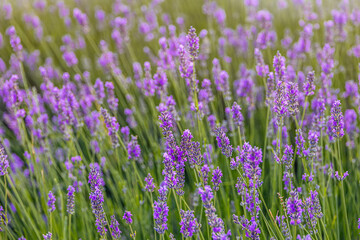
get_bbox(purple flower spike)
[334,171,349,181]
[254,48,269,77]
[0,144,9,176]
[198,185,230,239]
[214,127,233,158]
[186,26,199,61]
[47,191,56,213]
[0,205,7,231]
[89,187,107,237]
[287,190,303,225]
[67,185,75,215]
[154,182,169,234]
[123,211,133,224]
[212,167,223,191]
[179,210,199,238]
[304,71,315,96]
[101,108,120,148]
[144,173,155,192]
[110,215,122,239]
[273,51,286,82]
[154,199,169,234]
[295,129,307,158]
[328,100,344,139]
[231,102,244,129]
[127,135,141,161]
[42,232,52,240]
[304,190,323,234]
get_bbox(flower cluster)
[153,182,169,234]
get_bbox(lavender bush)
[0,0,360,239]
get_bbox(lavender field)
[1,0,360,239]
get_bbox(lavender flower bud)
[144,173,155,192]
[127,135,141,161]
[287,190,303,225]
[89,187,107,237]
[110,215,122,239]
[0,144,9,176]
[231,102,244,129]
[212,167,223,191]
[328,100,344,139]
[273,51,286,82]
[47,191,56,212]
[304,190,323,234]
[0,205,7,231]
[179,210,200,238]
[42,232,52,240]
[304,71,315,96]
[123,211,133,224]
[67,185,75,215]
[295,129,307,158]
[101,108,120,148]
[186,26,199,61]
[214,127,233,157]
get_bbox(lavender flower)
[88,165,105,192]
[6,26,23,60]
[231,102,244,129]
[328,100,344,139]
[127,135,141,160]
[198,185,214,206]
[233,215,260,240]
[295,129,307,158]
[276,215,291,240]
[239,142,263,188]
[159,111,176,150]
[277,144,294,192]
[304,71,315,96]
[101,107,120,148]
[42,232,52,240]
[73,8,89,32]
[104,82,118,112]
[0,144,9,176]
[344,109,358,148]
[254,48,269,77]
[214,127,233,157]
[287,190,303,225]
[123,211,133,224]
[179,210,200,238]
[89,187,108,237]
[144,173,155,192]
[200,164,210,184]
[334,171,349,181]
[154,199,169,234]
[212,167,223,191]
[198,185,230,239]
[287,81,299,116]
[180,129,193,155]
[273,51,286,81]
[178,44,192,79]
[273,81,288,123]
[180,129,202,167]
[304,190,323,234]
[308,130,319,159]
[143,61,155,96]
[0,206,7,231]
[110,215,122,239]
[47,191,56,212]
[186,26,199,61]
[67,185,75,215]
[154,182,169,234]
